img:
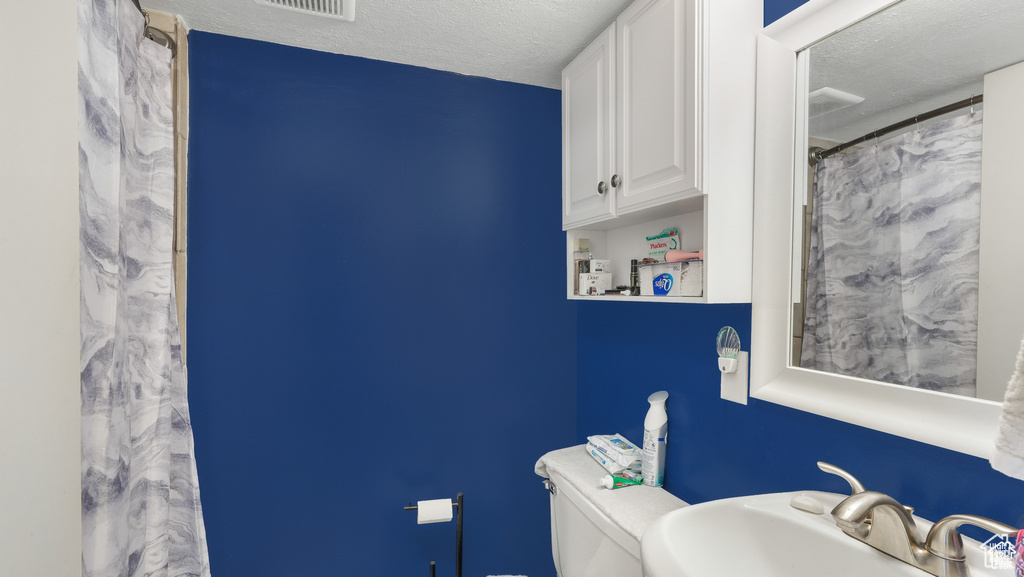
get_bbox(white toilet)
[535,446,688,577]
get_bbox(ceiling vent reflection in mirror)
[809,87,865,118]
[260,0,355,21]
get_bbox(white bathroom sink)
[641,491,1009,577]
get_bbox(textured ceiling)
[809,0,1024,142]
[141,0,633,89]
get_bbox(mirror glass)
[792,0,1024,402]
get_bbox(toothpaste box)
[579,273,612,295]
[639,261,703,297]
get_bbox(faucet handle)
[925,514,1019,562]
[818,462,867,495]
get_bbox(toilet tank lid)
[535,445,688,543]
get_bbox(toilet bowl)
[536,446,688,577]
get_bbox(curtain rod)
[810,94,983,165]
[129,0,178,57]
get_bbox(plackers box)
[639,261,703,297]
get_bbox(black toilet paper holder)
[405,492,463,577]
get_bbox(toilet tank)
[547,470,642,577]
[536,446,688,577]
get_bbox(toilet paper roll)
[417,498,453,524]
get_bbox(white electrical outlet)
[721,351,748,405]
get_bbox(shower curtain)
[801,112,983,397]
[79,1,211,576]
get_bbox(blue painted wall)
[576,0,1024,543]
[577,302,1024,534]
[186,32,576,577]
[188,3,1023,576]
[764,0,810,27]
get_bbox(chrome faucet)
[925,514,1020,575]
[818,462,1018,577]
[829,489,924,567]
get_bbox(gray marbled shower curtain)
[79,0,211,576]
[801,112,982,397]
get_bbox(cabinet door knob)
[611,174,621,188]
[597,181,608,195]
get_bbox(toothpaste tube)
[600,470,643,490]
[586,434,642,471]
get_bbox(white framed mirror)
[750,0,1023,458]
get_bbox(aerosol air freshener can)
[642,391,669,487]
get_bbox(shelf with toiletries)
[566,211,707,303]
[560,0,759,304]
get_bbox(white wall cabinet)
[562,0,760,304]
[562,24,616,228]
[615,0,698,214]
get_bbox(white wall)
[977,60,1024,403]
[0,1,83,574]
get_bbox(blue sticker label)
[653,273,674,295]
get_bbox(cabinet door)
[562,24,616,230]
[616,0,699,214]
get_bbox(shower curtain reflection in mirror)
[800,112,983,398]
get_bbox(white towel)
[991,334,1024,480]
[535,445,688,543]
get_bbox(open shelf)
[569,294,706,304]
[566,207,706,302]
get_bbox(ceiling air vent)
[260,0,355,21]
[809,87,864,118]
